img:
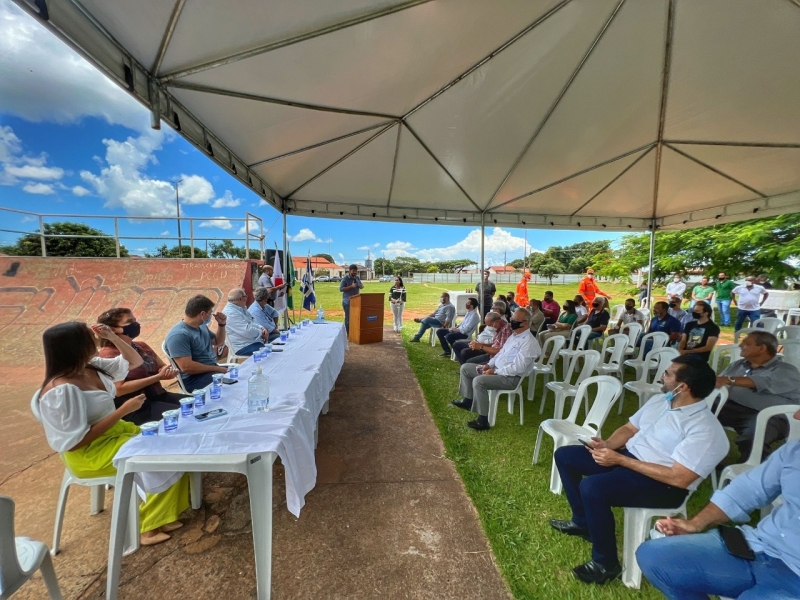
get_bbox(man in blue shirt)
[410,292,456,342]
[436,298,480,357]
[248,286,281,342]
[642,301,683,352]
[339,264,364,333]
[637,408,800,599]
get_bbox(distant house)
[489,265,518,275]
[292,256,345,280]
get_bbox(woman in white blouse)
[33,321,190,546]
[389,276,407,332]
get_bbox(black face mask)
[509,319,526,330]
[692,312,703,319]
[121,321,141,339]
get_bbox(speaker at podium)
[348,293,384,344]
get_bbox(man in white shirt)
[451,308,541,431]
[436,298,480,357]
[608,298,645,335]
[666,275,686,306]
[732,276,769,332]
[221,287,267,356]
[248,287,281,342]
[550,355,729,585]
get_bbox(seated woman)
[97,308,186,425]
[573,294,589,323]
[528,299,546,334]
[32,321,190,546]
[538,300,578,348]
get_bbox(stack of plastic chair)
[623,332,668,382]
[780,340,800,369]
[710,344,742,375]
[532,376,622,494]
[542,349,601,420]
[718,404,800,489]
[557,324,592,380]
[776,325,800,340]
[526,335,566,401]
[0,495,63,599]
[621,347,679,414]
[594,334,631,381]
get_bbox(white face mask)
[484,326,496,334]
[673,278,680,282]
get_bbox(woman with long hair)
[389,275,407,332]
[538,299,579,346]
[96,308,186,425]
[32,321,190,546]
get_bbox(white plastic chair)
[752,317,784,334]
[622,499,688,589]
[781,340,800,369]
[710,343,742,375]
[704,387,730,490]
[532,376,623,494]
[429,327,439,347]
[623,332,668,382]
[609,304,626,323]
[162,341,238,394]
[543,350,601,420]
[224,334,246,364]
[526,335,566,401]
[594,333,630,381]
[0,496,63,600]
[621,347,679,413]
[558,324,592,379]
[776,325,800,340]
[787,308,800,326]
[718,404,800,489]
[620,322,644,356]
[486,359,540,427]
[733,326,759,344]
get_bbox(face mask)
[587,274,594,279]
[692,312,703,319]
[663,385,683,404]
[440,298,446,304]
[592,304,600,309]
[746,282,754,288]
[673,278,680,282]
[484,326,496,334]
[626,306,634,312]
[719,276,725,280]
[509,319,525,330]
[121,322,141,339]
[203,314,212,326]
[562,306,568,311]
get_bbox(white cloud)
[178,174,215,205]
[72,185,91,196]
[383,240,416,258]
[22,182,55,194]
[380,228,540,264]
[212,190,241,209]
[199,218,233,231]
[0,125,21,162]
[357,245,371,251]
[4,163,63,180]
[373,243,380,248]
[238,222,260,235]
[338,252,345,261]
[292,228,317,242]
[160,230,170,236]
[0,0,150,132]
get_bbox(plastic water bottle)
[247,366,270,413]
[317,304,325,322]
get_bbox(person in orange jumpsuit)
[577,268,611,306]
[516,269,532,307]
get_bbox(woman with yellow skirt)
[33,321,190,546]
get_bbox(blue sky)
[0,0,623,266]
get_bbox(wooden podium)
[348,293,384,344]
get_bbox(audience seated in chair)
[221,287,269,357]
[248,286,281,343]
[584,297,610,344]
[450,308,541,431]
[452,303,511,365]
[715,331,800,462]
[608,298,645,335]
[436,298,480,357]
[410,292,455,342]
[549,355,728,585]
[637,408,800,600]
[677,300,719,363]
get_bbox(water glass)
[280,331,289,343]
[179,397,193,417]
[290,325,297,335]
[193,388,206,408]
[163,409,180,433]
[141,421,159,436]
[228,365,239,379]
[253,349,263,363]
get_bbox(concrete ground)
[3,331,511,600]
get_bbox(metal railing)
[0,207,265,259]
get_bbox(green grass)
[399,323,736,600]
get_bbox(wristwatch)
[727,376,736,385]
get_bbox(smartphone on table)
[194,408,228,421]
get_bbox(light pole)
[173,178,183,256]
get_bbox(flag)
[300,256,316,311]
[286,250,297,310]
[273,250,287,313]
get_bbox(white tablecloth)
[113,322,347,517]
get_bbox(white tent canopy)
[13,0,800,231]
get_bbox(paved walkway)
[3,331,510,599]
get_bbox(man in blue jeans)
[410,292,456,342]
[732,276,769,332]
[549,356,729,584]
[637,407,800,600]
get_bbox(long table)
[107,321,347,599]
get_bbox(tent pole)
[480,214,485,316]
[283,210,288,329]
[646,220,656,311]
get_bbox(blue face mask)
[663,385,683,404]
[203,313,213,326]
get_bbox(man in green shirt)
[691,276,716,309]
[714,272,736,326]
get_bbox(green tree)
[433,259,476,273]
[373,257,393,275]
[0,222,129,257]
[315,269,330,276]
[508,258,524,269]
[538,258,565,284]
[145,244,208,258]
[393,256,423,276]
[313,253,335,264]
[210,239,246,259]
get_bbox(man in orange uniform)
[578,268,610,306]
[516,269,532,307]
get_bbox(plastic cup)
[280,331,289,343]
[253,350,263,363]
[228,365,239,379]
[179,397,194,417]
[193,389,206,409]
[290,325,297,334]
[141,421,159,436]
[163,409,180,433]
[212,373,223,385]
